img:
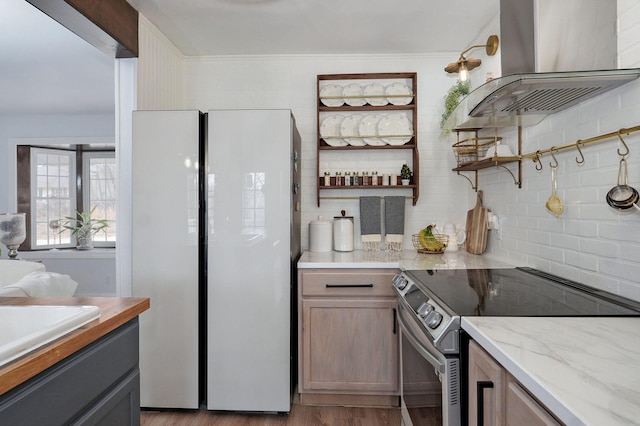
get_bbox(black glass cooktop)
[404,267,640,317]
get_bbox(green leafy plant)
[58,206,109,240]
[400,164,412,180]
[440,80,471,136]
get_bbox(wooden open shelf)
[317,72,419,206]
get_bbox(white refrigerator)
[132,109,301,412]
[132,110,202,409]
[206,109,300,413]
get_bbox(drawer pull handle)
[325,284,374,288]
[477,380,494,426]
[392,308,397,334]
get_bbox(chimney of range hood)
[500,0,617,75]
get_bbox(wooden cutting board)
[465,191,488,254]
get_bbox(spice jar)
[335,171,342,186]
[353,171,359,186]
[323,171,330,187]
[362,171,369,186]
[372,171,379,185]
[344,171,351,186]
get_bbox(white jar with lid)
[309,216,332,252]
[333,210,354,252]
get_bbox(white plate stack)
[319,82,413,107]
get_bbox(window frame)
[30,147,76,249]
[13,140,116,251]
[82,151,117,247]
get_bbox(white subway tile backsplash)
[565,250,598,272]
[564,220,600,238]
[579,269,620,293]
[565,188,599,203]
[538,246,565,262]
[599,257,640,282]
[620,244,640,263]
[580,236,621,258]
[599,223,640,242]
[528,229,551,245]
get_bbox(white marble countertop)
[462,317,640,426]
[298,249,517,270]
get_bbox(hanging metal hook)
[549,147,559,169]
[575,140,585,164]
[534,150,543,171]
[617,129,630,158]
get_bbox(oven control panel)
[392,273,457,350]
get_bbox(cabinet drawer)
[301,269,397,297]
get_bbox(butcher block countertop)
[0,297,150,396]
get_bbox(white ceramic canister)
[333,210,354,252]
[309,216,332,252]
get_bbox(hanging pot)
[606,158,639,210]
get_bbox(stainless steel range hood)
[444,0,640,131]
[444,69,640,130]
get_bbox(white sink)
[0,305,100,367]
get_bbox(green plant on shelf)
[400,164,412,180]
[440,80,470,137]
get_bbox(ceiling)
[1,0,499,115]
[127,0,499,56]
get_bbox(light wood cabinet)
[505,375,562,426]
[298,268,400,406]
[468,340,561,426]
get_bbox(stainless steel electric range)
[392,267,640,426]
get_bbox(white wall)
[136,15,185,110]
[171,4,640,302]
[183,54,474,253]
[19,250,116,296]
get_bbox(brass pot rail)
[524,125,640,169]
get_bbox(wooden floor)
[140,403,402,426]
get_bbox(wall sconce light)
[445,35,499,82]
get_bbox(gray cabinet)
[0,319,140,426]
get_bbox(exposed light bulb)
[458,63,469,82]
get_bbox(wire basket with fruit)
[412,225,449,254]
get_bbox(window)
[32,148,75,247]
[17,145,116,250]
[83,152,116,243]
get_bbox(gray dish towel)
[360,196,382,251]
[384,196,405,251]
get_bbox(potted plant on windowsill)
[400,164,412,185]
[58,206,109,250]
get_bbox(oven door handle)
[397,309,446,374]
